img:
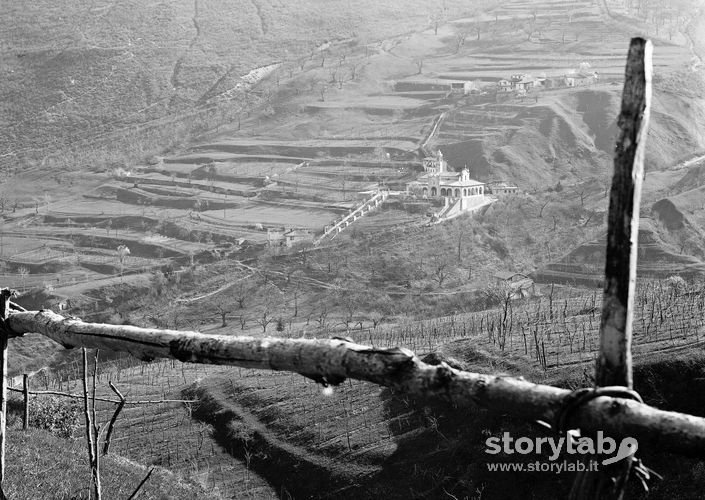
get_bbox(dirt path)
[682,2,705,71]
[672,152,705,171]
[188,381,379,498]
[174,270,254,303]
[420,111,446,156]
[170,0,201,89]
[249,0,267,35]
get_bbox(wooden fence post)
[571,37,652,500]
[22,374,29,430]
[0,289,13,500]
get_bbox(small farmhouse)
[449,81,480,95]
[497,74,538,94]
[487,181,519,195]
[450,82,465,94]
[514,76,535,92]
[497,79,513,93]
[494,271,535,299]
[565,71,598,87]
[267,228,313,247]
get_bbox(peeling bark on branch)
[6,309,705,458]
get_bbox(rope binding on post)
[538,385,662,493]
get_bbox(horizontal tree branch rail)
[5,386,195,406]
[6,309,705,458]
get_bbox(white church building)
[407,150,493,221]
[410,150,486,199]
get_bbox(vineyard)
[7,278,705,497]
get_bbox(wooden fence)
[0,38,704,499]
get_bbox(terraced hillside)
[3,0,705,306]
[4,1,705,496]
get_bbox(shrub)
[487,236,509,259]
[29,396,81,438]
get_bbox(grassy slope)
[4,427,214,500]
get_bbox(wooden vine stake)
[571,37,652,500]
[22,374,29,430]
[82,348,102,500]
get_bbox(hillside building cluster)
[497,68,598,95]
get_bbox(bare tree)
[431,255,452,287]
[473,22,482,41]
[456,225,466,263]
[207,162,217,185]
[370,311,385,329]
[292,283,301,317]
[429,9,444,35]
[337,287,363,333]
[455,32,468,53]
[315,304,330,330]
[116,245,130,280]
[18,266,29,289]
[213,295,232,327]
[256,309,273,333]
[523,18,537,41]
[538,200,550,218]
[414,58,424,75]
